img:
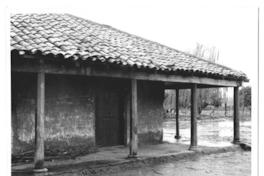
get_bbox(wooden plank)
[175,88,181,139]
[233,86,240,144]
[34,72,47,172]
[189,84,198,150]
[11,59,242,87]
[128,79,138,158]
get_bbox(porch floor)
[12,142,239,175]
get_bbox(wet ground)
[106,150,250,176]
[105,118,251,176]
[163,118,251,146]
[12,118,251,176]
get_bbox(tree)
[179,89,191,116]
[191,43,223,116]
[210,88,222,107]
[221,87,229,116]
[164,43,225,118]
[163,89,176,111]
[239,86,251,109]
[179,89,191,108]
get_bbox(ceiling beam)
[11,57,242,87]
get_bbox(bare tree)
[191,43,222,117]
[164,43,224,118]
[222,87,228,117]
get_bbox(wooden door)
[96,90,124,146]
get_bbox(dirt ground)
[12,117,251,176]
[103,117,252,176]
[163,118,251,146]
[105,150,251,176]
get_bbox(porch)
[12,142,240,175]
[11,55,243,172]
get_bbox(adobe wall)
[11,73,165,160]
[12,73,97,158]
[137,81,164,144]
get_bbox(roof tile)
[11,13,248,81]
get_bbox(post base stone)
[127,154,138,159]
[188,145,199,151]
[174,135,181,139]
[233,140,240,145]
[33,168,48,173]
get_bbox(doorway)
[95,89,124,146]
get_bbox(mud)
[12,118,251,176]
[163,118,251,147]
[105,150,251,176]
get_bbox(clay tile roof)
[11,13,248,81]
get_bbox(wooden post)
[124,92,131,146]
[189,84,198,150]
[128,79,138,158]
[175,88,181,139]
[233,86,240,144]
[34,72,47,172]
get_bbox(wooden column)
[175,88,181,139]
[128,79,138,158]
[34,72,47,172]
[124,92,131,146]
[189,84,198,150]
[233,86,240,144]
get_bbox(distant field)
[165,107,251,121]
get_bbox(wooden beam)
[165,82,232,89]
[233,86,240,144]
[128,79,138,158]
[34,72,47,172]
[175,88,181,139]
[11,58,242,87]
[189,84,198,150]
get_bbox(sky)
[7,0,260,86]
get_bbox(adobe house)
[11,14,248,171]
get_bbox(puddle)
[163,118,251,147]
